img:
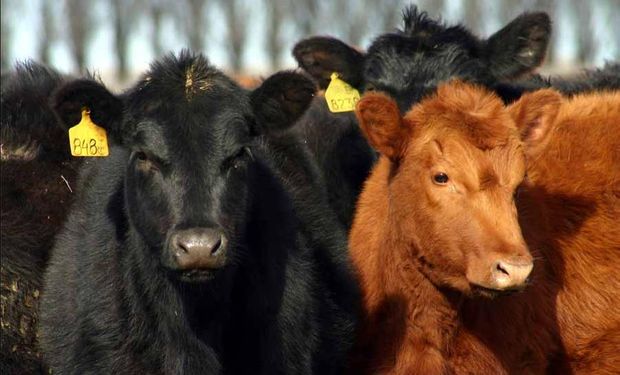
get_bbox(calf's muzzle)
[168,227,227,270]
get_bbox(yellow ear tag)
[324,73,361,113]
[68,108,109,157]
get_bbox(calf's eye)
[230,147,253,170]
[135,151,148,161]
[433,172,449,185]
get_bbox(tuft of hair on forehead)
[409,80,516,150]
[401,5,444,37]
[137,50,234,102]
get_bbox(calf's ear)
[293,36,366,90]
[484,12,551,79]
[355,92,407,160]
[250,71,316,134]
[507,89,562,148]
[52,79,125,143]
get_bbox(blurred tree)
[1,0,10,70]
[416,0,445,20]
[38,0,54,65]
[111,0,141,81]
[376,0,406,34]
[463,0,484,35]
[221,0,248,73]
[572,0,595,64]
[610,0,620,60]
[292,0,321,36]
[334,0,371,47]
[65,0,95,73]
[182,0,208,52]
[148,0,168,57]
[265,0,286,70]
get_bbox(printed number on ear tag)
[68,108,109,157]
[325,73,360,113]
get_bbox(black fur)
[295,6,554,110]
[39,51,358,374]
[0,61,82,374]
[289,98,376,229]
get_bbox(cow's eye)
[433,172,449,185]
[134,151,162,172]
[135,151,148,161]
[230,147,253,170]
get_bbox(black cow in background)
[39,51,359,374]
[292,5,619,229]
[0,61,82,374]
[289,99,375,230]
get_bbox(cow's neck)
[383,221,461,355]
[123,230,230,349]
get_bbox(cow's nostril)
[210,236,223,256]
[176,238,190,254]
[496,262,510,276]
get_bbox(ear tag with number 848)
[325,73,361,113]
[68,108,109,157]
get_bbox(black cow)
[291,6,619,228]
[288,97,376,229]
[39,51,358,374]
[295,6,619,108]
[1,61,82,374]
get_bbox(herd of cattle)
[1,5,619,374]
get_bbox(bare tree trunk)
[611,0,620,60]
[150,2,165,57]
[185,0,207,52]
[294,0,320,36]
[265,0,284,71]
[336,0,369,47]
[111,0,137,81]
[416,0,445,20]
[38,0,54,65]
[572,0,595,64]
[376,0,404,34]
[1,0,13,70]
[221,0,247,73]
[66,0,93,74]
[463,0,484,35]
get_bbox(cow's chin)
[469,283,528,299]
[172,268,218,283]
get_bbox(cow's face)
[52,52,315,282]
[356,82,533,297]
[294,6,550,112]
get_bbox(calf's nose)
[170,228,227,270]
[491,258,533,290]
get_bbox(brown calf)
[349,81,620,374]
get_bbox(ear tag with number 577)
[68,108,109,157]
[324,73,361,113]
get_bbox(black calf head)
[52,51,315,282]
[294,5,550,111]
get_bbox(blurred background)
[2,0,619,89]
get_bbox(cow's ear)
[52,79,125,143]
[250,71,316,134]
[484,12,551,79]
[355,92,407,160]
[293,36,365,90]
[507,89,562,148]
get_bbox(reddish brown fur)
[349,81,620,374]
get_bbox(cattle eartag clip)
[324,73,360,113]
[68,108,109,157]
